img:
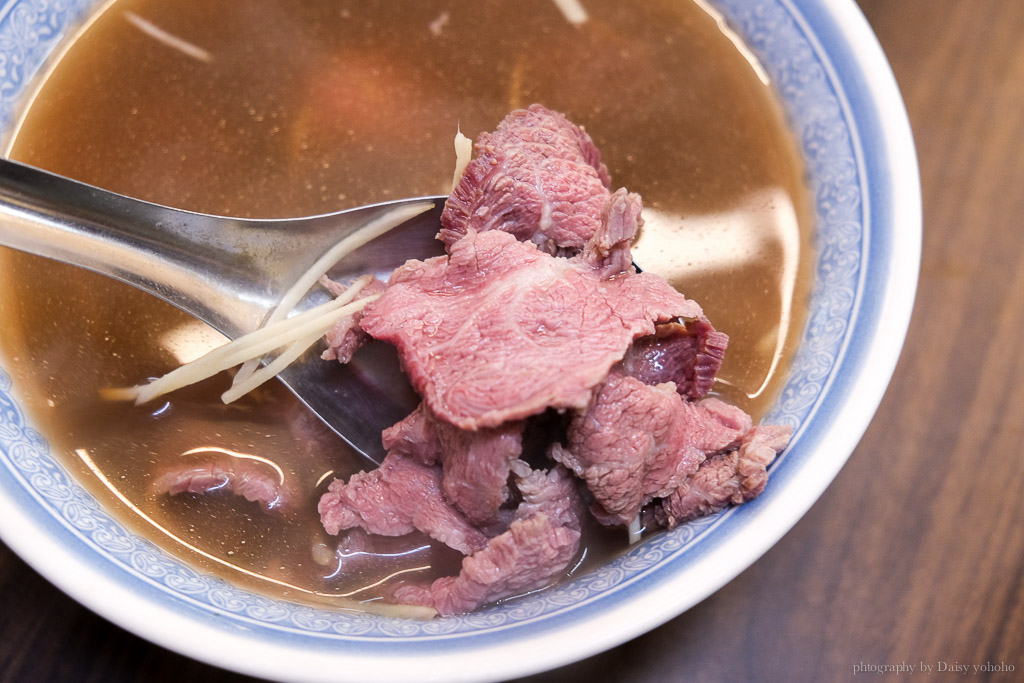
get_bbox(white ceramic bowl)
[0,1,920,681]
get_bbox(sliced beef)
[619,318,729,399]
[312,104,792,616]
[550,372,752,526]
[151,457,291,511]
[579,188,643,278]
[654,424,791,528]
[392,513,580,616]
[435,420,524,525]
[440,104,611,255]
[318,452,488,555]
[359,229,703,430]
[382,404,525,525]
[510,460,583,531]
[380,402,442,465]
[321,276,387,363]
[390,461,583,615]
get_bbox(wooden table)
[2,1,1022,680]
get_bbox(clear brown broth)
[0,0,812,611]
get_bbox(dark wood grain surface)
[3,1,1022,681]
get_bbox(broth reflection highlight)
[0,0,812,612]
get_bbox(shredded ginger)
[116,277,377,406]
[109,200,432,406]
[451,127,473,192]
[230,201,432,390]
[552,0,588,25]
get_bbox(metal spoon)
[0,158,447,463]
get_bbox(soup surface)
[0,0,812,611]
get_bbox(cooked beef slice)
[390,461,583,615]
[318,452,488,555]
[654,424,791,527]
[320,276,387,363]
[435,420,524,525]
[380,402,442,465]
[510,460,583,531]
[550,372,753,526]
[392,513,580,616]
[382,404,525,525]
[151,457,292,511]
[440,104,611,255]
[619,318,729,399]
[579,187,643,278]
[359,229,702,430]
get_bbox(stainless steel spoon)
[0,158,447,463]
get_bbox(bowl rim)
[0,0,921,680]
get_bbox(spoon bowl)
[0,157,446,461]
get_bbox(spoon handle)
[0,158,444,337]
[0,158,285,335]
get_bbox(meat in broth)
[0,0,812,614]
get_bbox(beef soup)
[0,0,813,614]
